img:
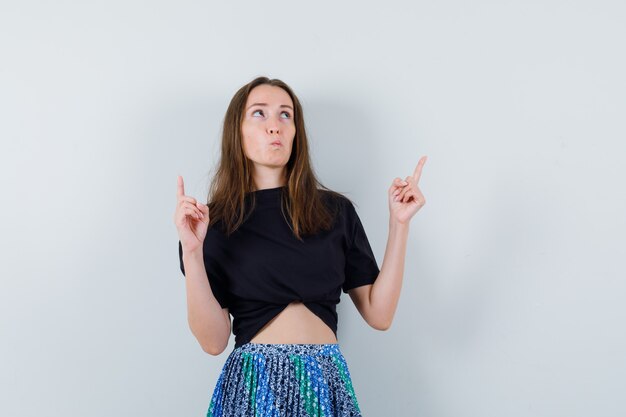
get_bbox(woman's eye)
[251,109,291,119]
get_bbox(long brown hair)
[206,76,351,241]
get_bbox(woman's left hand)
[388,156,427,225]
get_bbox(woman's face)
[241,84,296,173]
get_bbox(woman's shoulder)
[317,189,359,224]
[318,188,348,207]
[318,188,355,207]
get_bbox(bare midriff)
[249,301,338,344]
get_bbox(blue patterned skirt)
[207,343,363,417]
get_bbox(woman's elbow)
[202,343,227,356]
[191,327,230,356]
[201,334,229,356]
[369,317,392,331]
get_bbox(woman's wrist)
[182,246,204,261]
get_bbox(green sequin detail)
[241,352,259,414]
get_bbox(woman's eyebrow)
[247,103,293,111]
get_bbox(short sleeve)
[342,200,380,293]
[178,240,230,309]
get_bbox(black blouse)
[178,186,380,348]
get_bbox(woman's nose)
[266,124,280,135]
[266,114,281,134]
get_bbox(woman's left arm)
[349,156,428,330]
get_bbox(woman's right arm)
[175,175,230,356]
[181,248,231,356]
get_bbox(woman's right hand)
[174,175,210,253]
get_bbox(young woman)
[174,76,427,416]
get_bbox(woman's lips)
[271,141,282,146]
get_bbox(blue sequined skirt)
[207,343,363,417]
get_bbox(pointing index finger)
[177,175,185,197]
[413,156,427,184]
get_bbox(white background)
[1,1,625,416]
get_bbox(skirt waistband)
[234,342,342,357]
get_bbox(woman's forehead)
[247,85,293,107]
